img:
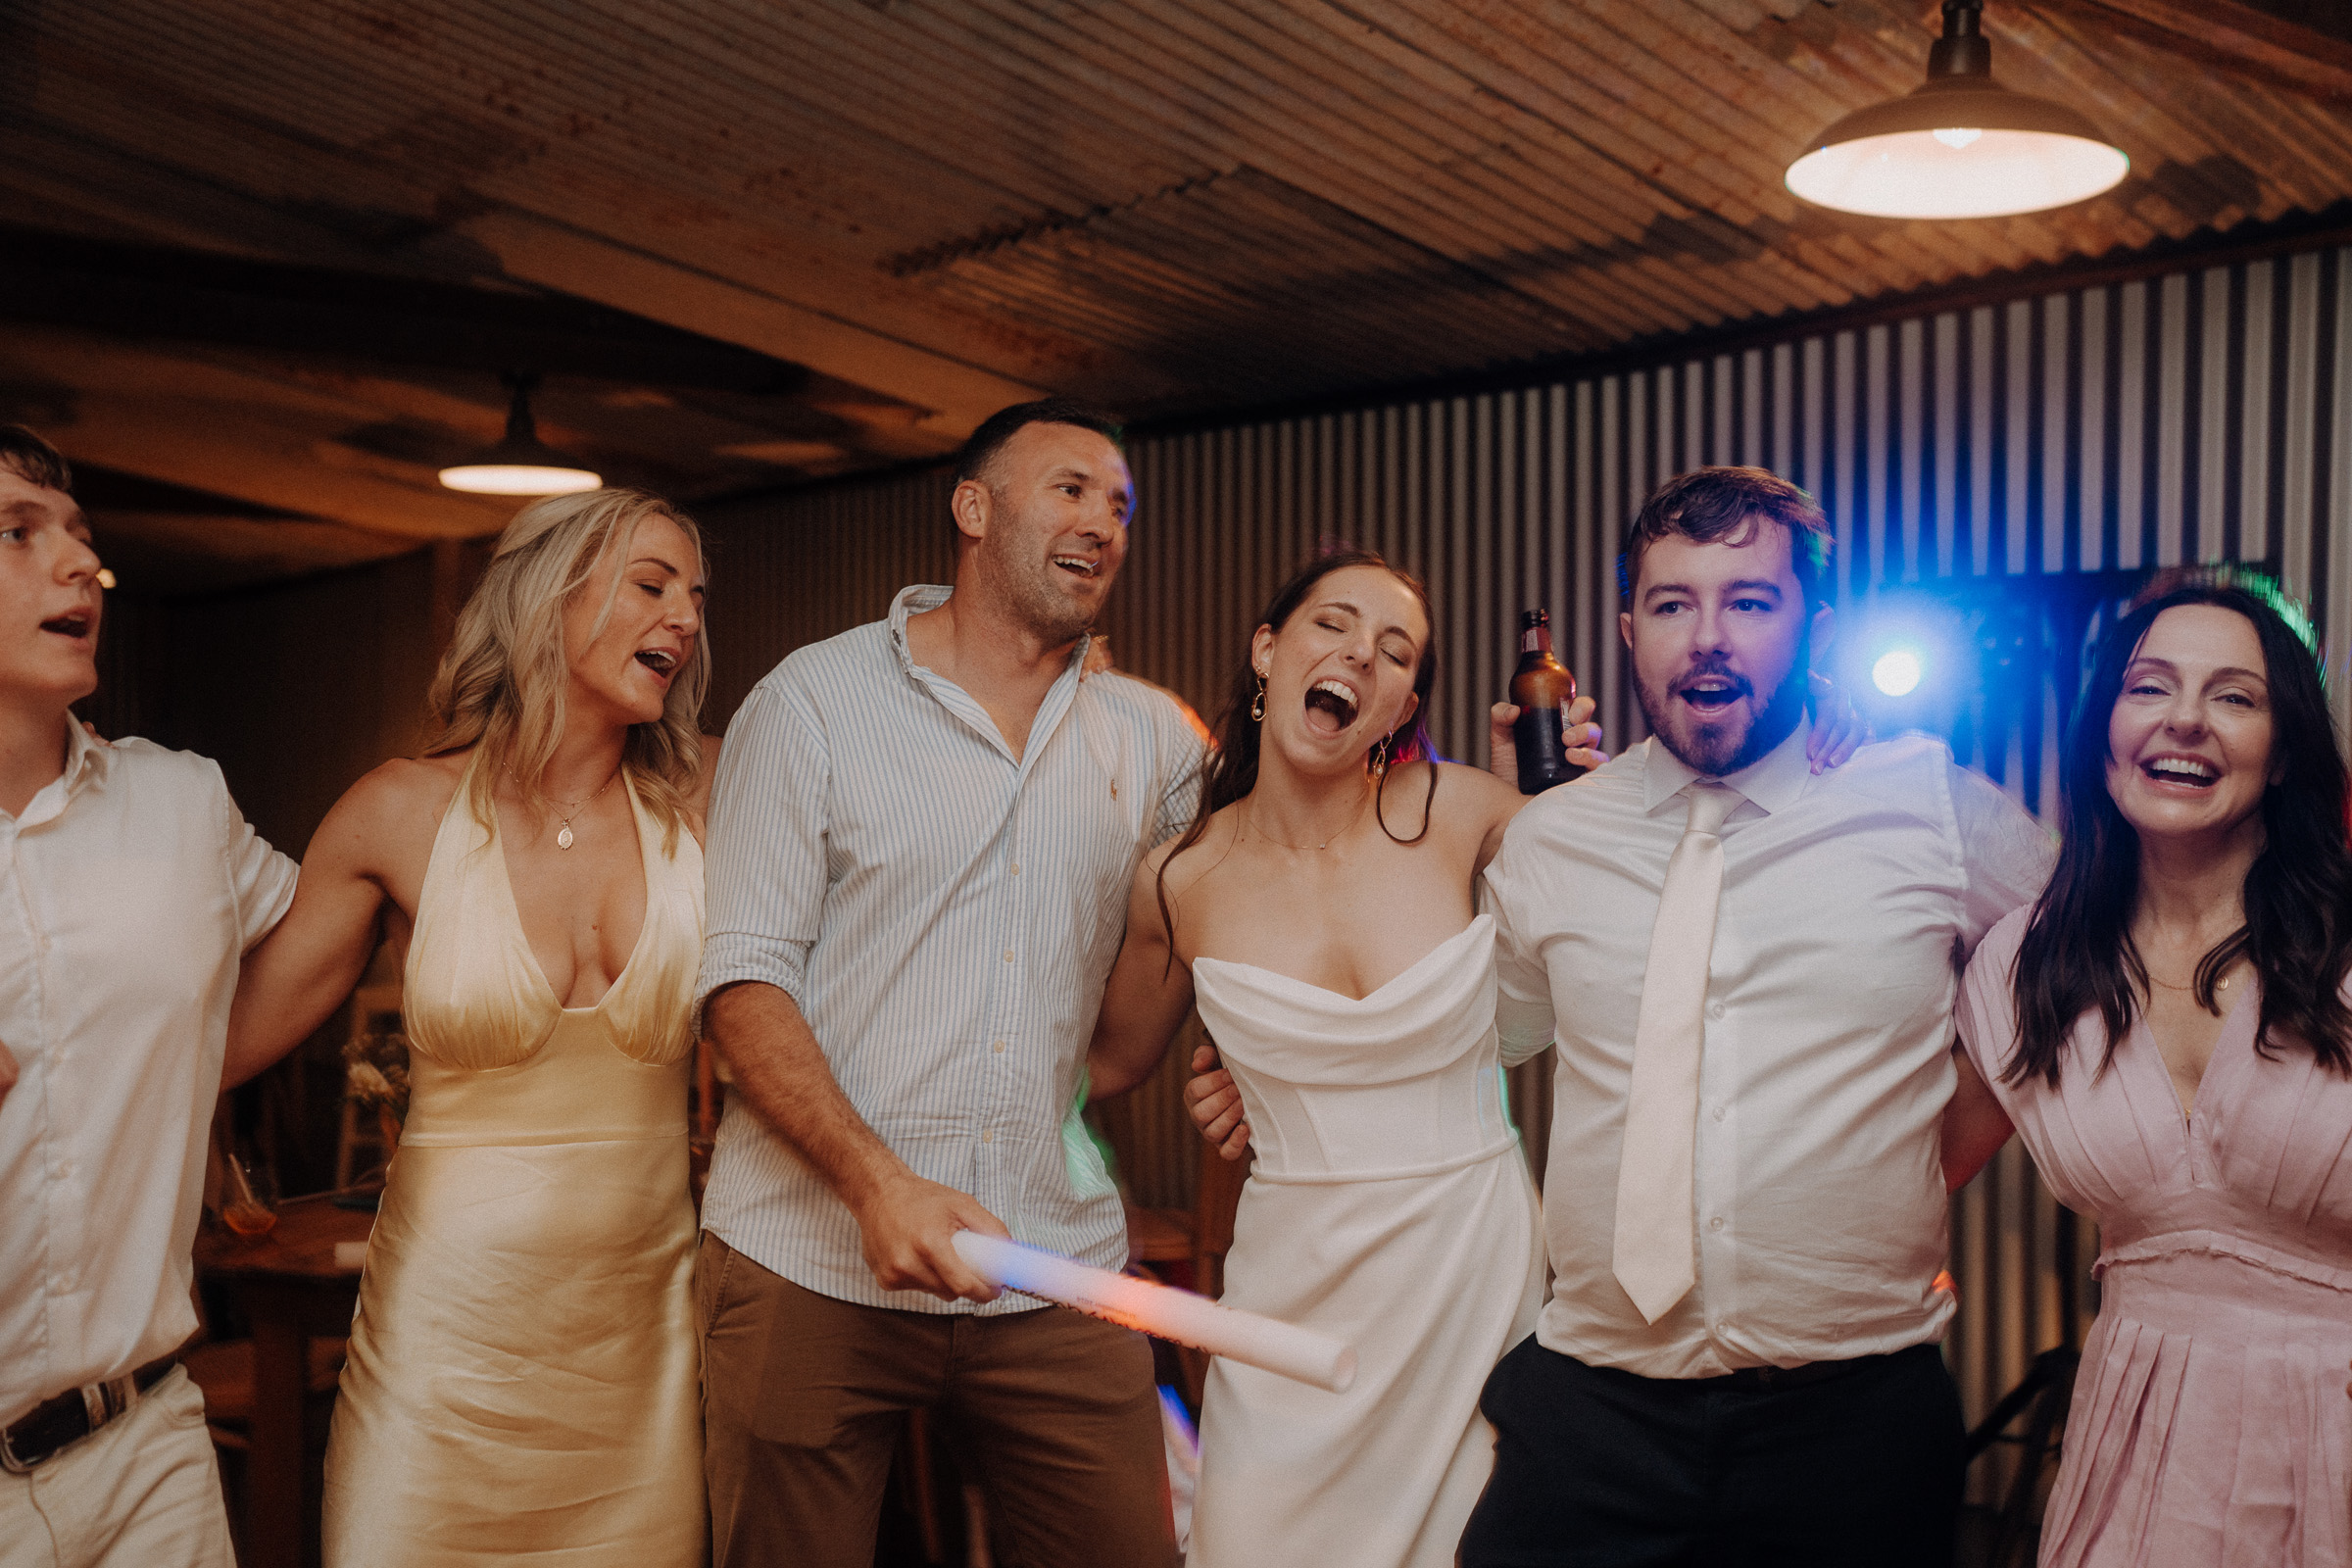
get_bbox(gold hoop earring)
[1250,673,1267,723]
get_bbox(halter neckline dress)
[1185,914,1544,1568]
[321,762,706,1566]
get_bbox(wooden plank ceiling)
[3,0,2348,588]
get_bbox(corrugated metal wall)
[697,241,2352,1498]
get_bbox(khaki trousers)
[0,1367,234,1568]
[696,1232,1176,1568]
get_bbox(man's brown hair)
[1619,466,1832,606]
[0,424,72,494]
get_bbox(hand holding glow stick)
[952,1230,1356,1394]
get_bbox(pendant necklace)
[2149,969,2230,992]
[532,764,622,851]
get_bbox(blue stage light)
[1872,648,1925,697]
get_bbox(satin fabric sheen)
[1959,908,2352,1568]
[1185,915,1545,1568]
[322,765,706,1567]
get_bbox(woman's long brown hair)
[2007,577,2352,1085]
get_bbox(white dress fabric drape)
[1186,915,1544,1568]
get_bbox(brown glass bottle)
[1511,609,1582,794]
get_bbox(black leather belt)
[0,1357,177,1473]
[1709,1348,1900,1391]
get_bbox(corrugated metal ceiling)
[4,0,2349,574]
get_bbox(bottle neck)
[1520,623,1554,657]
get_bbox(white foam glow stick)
[952,1231,1356,1394]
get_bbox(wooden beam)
[9,328,513,539]
[0,223,812,393]
[2029,0,2352,100]
[456,212,1046,445]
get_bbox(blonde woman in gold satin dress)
[224,487,716,1566]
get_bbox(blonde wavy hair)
[422,488,710,852]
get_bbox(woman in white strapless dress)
[1086,551,1589,1568]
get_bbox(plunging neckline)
[486,771,656,1017]
[1192,914,1492,1005]
[2131,971,2257,1132]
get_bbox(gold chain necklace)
[2148,969,2231,992]
[519,764,622,851]
[1248,789,1370,853]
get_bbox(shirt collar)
[1640,714,1814,818]
[887,584,954,675]
[10,717,109,831]
[61,716,106,792]
[886,583,1095,681]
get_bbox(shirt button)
[1708,1002,1726,1019]
[981,1130,995,1145]
[992,1040,1006,1054]
[1712,1106,1727,1123]
[1708,1215,1726,1231]
[1010,862,1021,875]
[51,1160,71,1180]
[1003,950,1014,963]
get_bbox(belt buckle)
[0,1424,44,1475]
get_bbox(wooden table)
[194,1200,373,1568]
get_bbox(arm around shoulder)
[1941,908,2030,1192]
[221,760,424,1089]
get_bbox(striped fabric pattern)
[696,585,1206,1314]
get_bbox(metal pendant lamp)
[438,373,602,496]
[1785,0,2129,220]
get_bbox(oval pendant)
[556,823,574,851]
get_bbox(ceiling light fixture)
[1785,0,2129,220]
[438,373,602,496]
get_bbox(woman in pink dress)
[1947,573,2352,1567]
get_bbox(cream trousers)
[0,1368,233,1568]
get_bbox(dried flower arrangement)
[343,1012,411,1125]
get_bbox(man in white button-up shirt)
[696,403,1200,1567]
[1465,468,2053,1567]
[0,427,297,1567]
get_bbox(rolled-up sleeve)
[697,678,828,1019]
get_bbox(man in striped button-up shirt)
[695,401,1201,1568]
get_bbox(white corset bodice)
[1189,915,1514,1184]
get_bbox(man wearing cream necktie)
[1463,467,2054,1567]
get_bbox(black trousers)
[1459,1337,1964,1568]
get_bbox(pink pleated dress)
[1958,907,2352,1568]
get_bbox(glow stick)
[952,1231,1356,1394]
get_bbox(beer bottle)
[1510,609,1582,794]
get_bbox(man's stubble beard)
[1635,648,1811,777]
[974,508,1109,647]
[996,564,1096,646]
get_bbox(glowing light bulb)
[438,463,602,496]
[1872,650,1925,698]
